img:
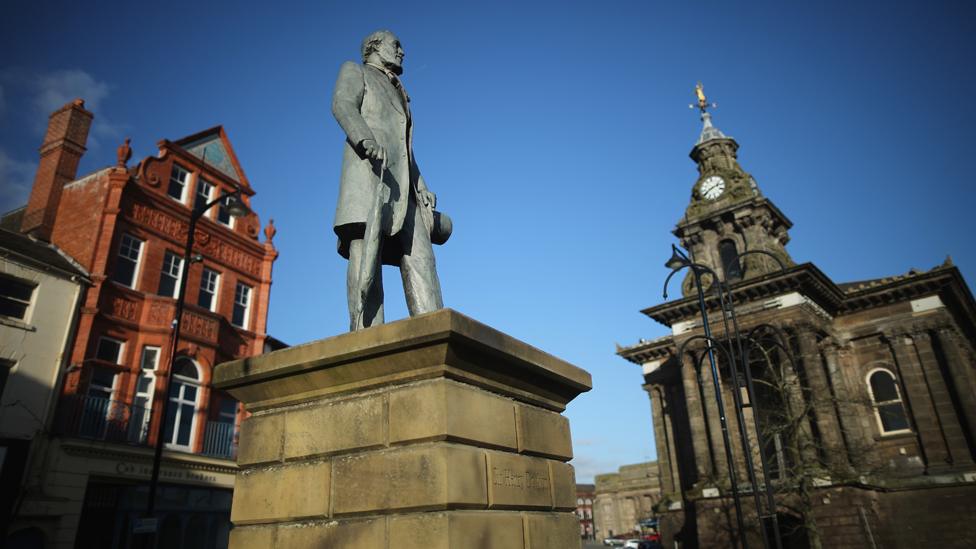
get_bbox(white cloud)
[31,69,110,114]
[0,68,124,148]
[0,148,36,213]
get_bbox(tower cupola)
[673,84,794,296]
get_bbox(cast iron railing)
[57,395,238,460]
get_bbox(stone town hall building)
[618,103,976,548]
[1,99,278,548]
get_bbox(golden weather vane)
[691,81,717,114]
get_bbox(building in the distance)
[593,461,661,540]
[576,483,596,540]
[2,99,278,548]
[618,95,976,548]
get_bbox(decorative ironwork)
[664,244,789,549]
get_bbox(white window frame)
[96,336,126,365]
[194,177,215,216]
[866,367,912,436]
[140,346,160,371]
[81,367,119,438]
[168,164,191,204]
[0,273,36,323]
[158,250,184,299]
[113,233,144,289]
[216,190,236,229]
[130,348,159,443]
[165,358,201,451]
[88,367,118,400]
[232,282,252,329]
[198,268,221,312]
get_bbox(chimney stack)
[20,98,94,241]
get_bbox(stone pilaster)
[908,331,973,467]
[646,384,676,495]
[883,331,940,471]
[934,327,976,457]
[794,325,847,471]
[819,338,870,470]
[681,349,720,482]
[214,309,591,549]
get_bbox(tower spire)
[691,82,727,145]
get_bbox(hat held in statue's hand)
[431,211,452,245]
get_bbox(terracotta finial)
[264,218,277,243]
[117,137,132,167]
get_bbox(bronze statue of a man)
[332,30,450,331]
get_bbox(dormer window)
[194,178,215,215]
[168,164,190,203]
[216,192,236,228]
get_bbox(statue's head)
[361,30,404,75]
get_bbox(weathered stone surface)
[332,444,487,515]
[391,511,526,549]
[228,525,276,549]
[549,461,577,510]
[284,395,384,459]
[516,404,573,460]
[486,451,552,510]
[390,379,517,450]
[524,512,581,549]
[275,518,385,548]
[220,311,592,549]
[214,309,592,412]
[237,413,284,465]
[230,462,331,524]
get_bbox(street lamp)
[136,185,250,544]
[662,244,786,549]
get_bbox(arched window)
[164,357,201,450]
[719,239,742,281]
[867,369,910,434]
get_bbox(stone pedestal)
[214,309,592,549]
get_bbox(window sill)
[0,316,36,332]
[875,430,914,441]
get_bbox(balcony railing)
[57,395,238,460]
[57,394,150,444]
[202,420,238,459]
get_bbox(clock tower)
[675,84,794,296]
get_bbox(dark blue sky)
[3,0,974,481]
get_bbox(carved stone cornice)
[617,335,675,365]
[643,263,841,327]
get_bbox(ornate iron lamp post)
[663,244,785,549]
[135,184,249,545]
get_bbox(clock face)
[700,175,726,200]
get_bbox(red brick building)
[576,483,596,540]
[4,99,278,548]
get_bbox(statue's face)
[375,33,404,74]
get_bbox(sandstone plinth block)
[389,378,518,450]
[516,404,574,459]
[391,511,526,549]
[230,461,331,524]
[332,444,487,515]
[486,451,552,510]
[237,413,283,465]
[284,394,385,459]
[276,518,385,548]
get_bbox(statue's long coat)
[331,61,432,265]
